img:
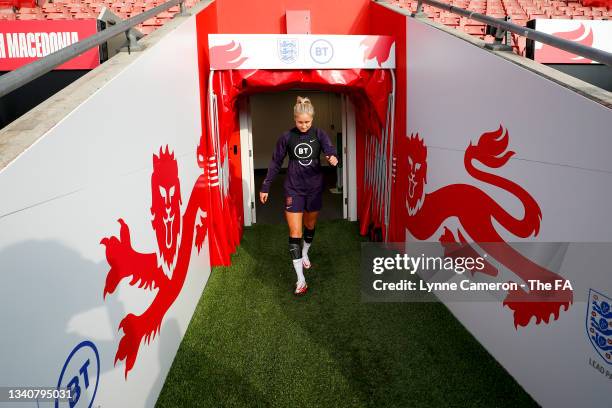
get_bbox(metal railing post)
[120,29,145,53]
[505,16,512,48]
[485,17,512,51]
[412,0,428,18]
[176,0,191,17]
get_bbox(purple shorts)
[285,191,323,213]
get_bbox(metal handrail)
[413,0,612,67]
[0,0,187,98]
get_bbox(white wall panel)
[0,15,208,408]
[405,17,612,408]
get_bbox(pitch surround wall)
[403,17,612,408]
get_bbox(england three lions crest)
[278,38,298,64]
[587,289,612,365]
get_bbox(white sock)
[302,241,311,262]
[292,258,305,283]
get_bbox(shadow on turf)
[155,320,273,408]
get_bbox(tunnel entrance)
[238,89,357,225]
[207,68,395,252]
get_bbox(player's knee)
[289,225,302,236]
[288,237,302,259]
[303,219,316,229]
[303,227,315,243]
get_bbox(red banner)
[0,19,100,71]
[530,19,612,64]
[582,0,612,6]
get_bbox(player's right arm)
[260,133,288,203]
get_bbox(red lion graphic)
[100,145,208,378]
[395,125,573,328]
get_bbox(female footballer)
[259,96,338,295]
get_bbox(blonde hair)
[294,96,314,117]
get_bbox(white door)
[239,97,256,226]
[341,94,357,221]
[240,93,356,225]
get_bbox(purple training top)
[261,126,337,195]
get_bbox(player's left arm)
[318,128,339,166]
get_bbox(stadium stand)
[391,0,610,55]
[1,0,606,45]
[0,0,196,35]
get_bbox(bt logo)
[294,143,312,159]
[310,39,333,64]
[297,146,311,156]
[56,341,100,408]
[294,143,313,166]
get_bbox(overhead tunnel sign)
[208,34,395,70]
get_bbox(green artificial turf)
[156,220,538,408]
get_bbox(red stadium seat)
[442,16,461,25]
[138,25,156,34]
[73,11,95,17]
[68,4,91,11]
[42,5,67,13]
[19,6,39,12]
[463,24,486,34]
[17,12,43,19]
[46,11,72,18]
[142,16,159,25]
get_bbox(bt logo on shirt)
[294,143,313,166]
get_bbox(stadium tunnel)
[1,0,611,406]
[204,68,395,265]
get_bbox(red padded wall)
[369,2,407,242]
[214,0,370,35]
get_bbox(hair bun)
[294,96,315,116]
[296,96,311,105]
